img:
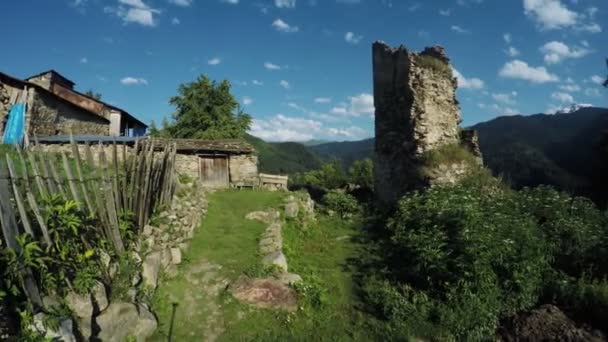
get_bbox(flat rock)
[96,302,157,342]
[245,210,280,223]
[170,247,182,265]
[142,251,162,289]
[91,281,109,312]
[262,251,288,273]
[229,277,298,312]
[284,202,299,218]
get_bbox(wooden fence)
[0,137,177,306]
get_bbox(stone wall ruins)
[0,81,109,137]
[373,41,482,205]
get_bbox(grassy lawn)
[151,189,380,341]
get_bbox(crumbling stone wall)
[29,90,108,136]
[373,42,481,205]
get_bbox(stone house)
[0,70,147,139]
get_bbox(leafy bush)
[322,191,360,219]
[363,181,608,339]
[348,159,374,189]
[290,161,347,190]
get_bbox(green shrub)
[322,191,359,219]
[290,161,346,190]
[348,159,374,189]
[415,54,452,77]
[363,181,608,339]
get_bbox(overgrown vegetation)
[414,54,452,77]
[290,158,374,191]
[361,179,608,340]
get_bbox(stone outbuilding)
[149,139,260,188]
[0,70,147,139]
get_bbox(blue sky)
[1,0,606,141]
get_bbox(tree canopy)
[159,75,252,139]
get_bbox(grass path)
[150,190,380,341]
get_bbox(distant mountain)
[246,107,608,204]
[309,138,374,168]
[244,134,322,174]
[300,139,331,146]
[471,106,608,202]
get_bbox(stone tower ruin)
[373,41,481,205]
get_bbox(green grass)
[151,190,381,341]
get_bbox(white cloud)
[439,9,451,16]
[249,114,368,142]
[221,0,238,4]
[590,75,604,84]
[168,0,192,6]
[108,1,160,27]
[207,57,221,65]
[492,92,517,105]
[331,93,374,117]
[523,0,578,30]
[243,96,252,105]
[314,97,331,103]
[503,33,512,44]
[577,23,601,33]
[80,57,88,64]
[280,80,290,89]
[171,17,180,24]
[558,84,581,92]
[345,31,362,45]
[505,46,520,57]
[499,60,559,83]
[275,0,296,8]
[450,25,469,33]
[452,68,485,90]
[540,41,590,64]
[551,92,574,103]
[264,62,281,70]
[272,18,299,33]
[120,77,148,85]
[252,80,264,86]
[250,114,320,142]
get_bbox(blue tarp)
[2,103,26,145]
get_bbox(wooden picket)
[0,139,177,308]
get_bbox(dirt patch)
[499,304,605,342]
[229,276,298,312]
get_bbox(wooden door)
[199,155,229,188]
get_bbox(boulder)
[284,202,299,219]
[65,291,93,340]
[262,251,288,273]
[31,313,76,342]
[170,247,182,265]
[229,277,298,312]
[142,251,162,289]
[91,281,109,312]
[96,302,157,342]
[499,304,604,342]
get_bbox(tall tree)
[164,75,251,139]
[84,89,102,100]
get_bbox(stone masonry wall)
[373,41,477,206]
[29,90,108,136]
[229,154,259,185]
